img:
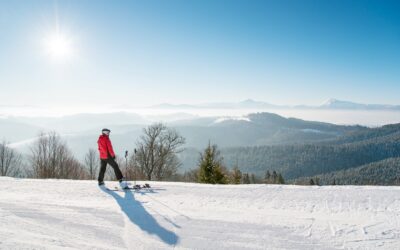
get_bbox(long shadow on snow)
[100,187,178,246]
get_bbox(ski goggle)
[102,130,110,135]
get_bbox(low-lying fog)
[2,106,400,126]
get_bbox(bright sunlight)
[43,32,73,60]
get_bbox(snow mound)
[0,177,399,249]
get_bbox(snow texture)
[0,177,399,249]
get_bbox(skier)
[97,128,127,188]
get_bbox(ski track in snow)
[0,178,400,249]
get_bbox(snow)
[213,116,252,124]
[0,178,399,249]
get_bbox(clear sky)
[1,0,399,109]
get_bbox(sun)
[44,32,73,60]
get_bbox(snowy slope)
[0,178,399,249]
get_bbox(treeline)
[1,129,275,185]
[294,157,400,186]
[176,143,285,185]
[0,123,186,182]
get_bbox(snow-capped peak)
[322,98,340,106]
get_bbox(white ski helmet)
[102,128,111,134]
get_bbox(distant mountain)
[150,98,400,111]
[171,112,360,150]
[320,98,367,109]
[319,98,400,110]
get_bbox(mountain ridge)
[150,98,400,110]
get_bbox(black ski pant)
[98,158,124,183]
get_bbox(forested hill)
[217,123,400,180]
[173,112,362,148]
[295,157,400,185]
[329,123,400,145]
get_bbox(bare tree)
[30,132,85,179]
[126,152,145,181]
[0,140,22,177]
[84,148,99,180]
[135,123,185,180]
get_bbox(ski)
[102,183,154,192]
[111,186,138,192]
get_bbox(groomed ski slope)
[0,178,399,249]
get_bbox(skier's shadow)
[100,187,178,246]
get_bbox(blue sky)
[0,0,399,108]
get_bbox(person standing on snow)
[97,128,127,188]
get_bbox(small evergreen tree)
[272,171,278,184]
[277,173,285,184]
[309,178,315,185]
[198,143,227,184]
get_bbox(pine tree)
[277,173,285,184]
[213,166,227,184]
[198,143,227,184]
[272,171,278,184]
[309,178,315,185]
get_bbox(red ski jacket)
[97,134,115,159]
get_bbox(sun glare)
[44,32,73,60]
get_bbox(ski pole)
[125,150,128,181]
[134,148,137,187]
